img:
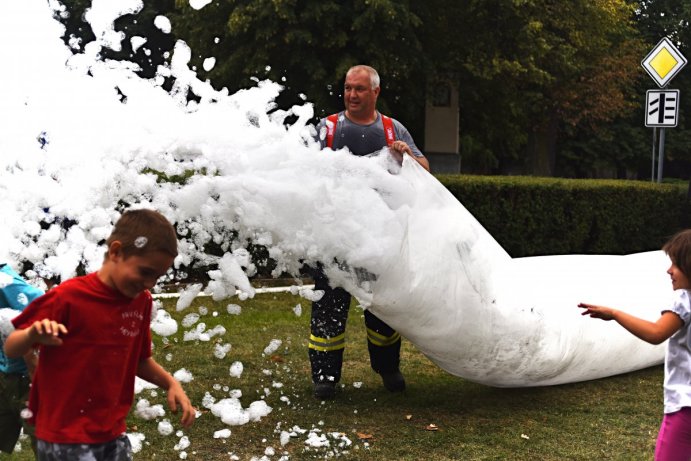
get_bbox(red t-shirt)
[12,272,153,444]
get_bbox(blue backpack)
[0,263,44,375]
[0,264,44,310]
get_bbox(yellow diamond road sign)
[642,37,687,88]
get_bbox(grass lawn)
[4,290,662,460]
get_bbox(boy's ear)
[107,240,124,260]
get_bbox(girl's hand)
[577,303,616,321]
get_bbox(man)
[310,65,429,399]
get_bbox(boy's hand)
[167,382,195,428]
[28,319,68,346]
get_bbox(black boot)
[313,382,336,399]
[379,370,406,392]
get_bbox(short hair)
[662,229,691,278]
[106,209,178,259]
[346,65,380,90]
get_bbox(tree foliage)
[52,0,689,178]
[167,0,426,125]
[55,0,177,79]
[635,0,691,176]
[417,0,648,175]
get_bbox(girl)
[579,229,691,461]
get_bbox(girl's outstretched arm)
[578,303,682,344]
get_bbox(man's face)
[344,69,379,120]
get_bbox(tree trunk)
[526,116,558,176]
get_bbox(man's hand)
[390,140,412,157]
[389,140,430,171]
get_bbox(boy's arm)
[137,357,195,427]
[4,319,67,358]
[23,349,38,379]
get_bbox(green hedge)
[436,175,691,257]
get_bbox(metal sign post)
[657,128,666,183]
[641,37,687,183]
[651,127,656,182]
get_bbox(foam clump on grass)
[248,401,272,420]
[182,322,225,342]
[151,309,178,336]
[127,433,146,453]
[229,361,244,378]
[214,342,232,359]
[213,428,231,439]
[134,399,166,420]
[174,434,190,450]
[263,338,282,355]
[173,368,194,383]
[226,304,242,315]
[304,430,329,448]
[209,397,273,426]
[181,312,200,327]
[183,323,208,341]
[158,419,174,436]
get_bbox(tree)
[168,0,427,127]
[417,0,647,176]
[52,0,687,179]
[56,0,177,80]
[635,0,691,179]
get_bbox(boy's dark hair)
[662,229,691,278]
[106,209,178,259]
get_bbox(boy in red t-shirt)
[4,209,194,460]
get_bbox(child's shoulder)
[46,273,97,297]
[670,289,691,319]
[678,289,691,305]
[56,272,98,286]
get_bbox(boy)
[4,209,194,460]
[0,262,44,456]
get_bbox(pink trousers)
[655,407,691,461]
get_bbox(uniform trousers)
[309,266,401,383]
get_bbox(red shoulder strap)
[326,113,395,149]
[381,114,396,146]
[325,114,339,149]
